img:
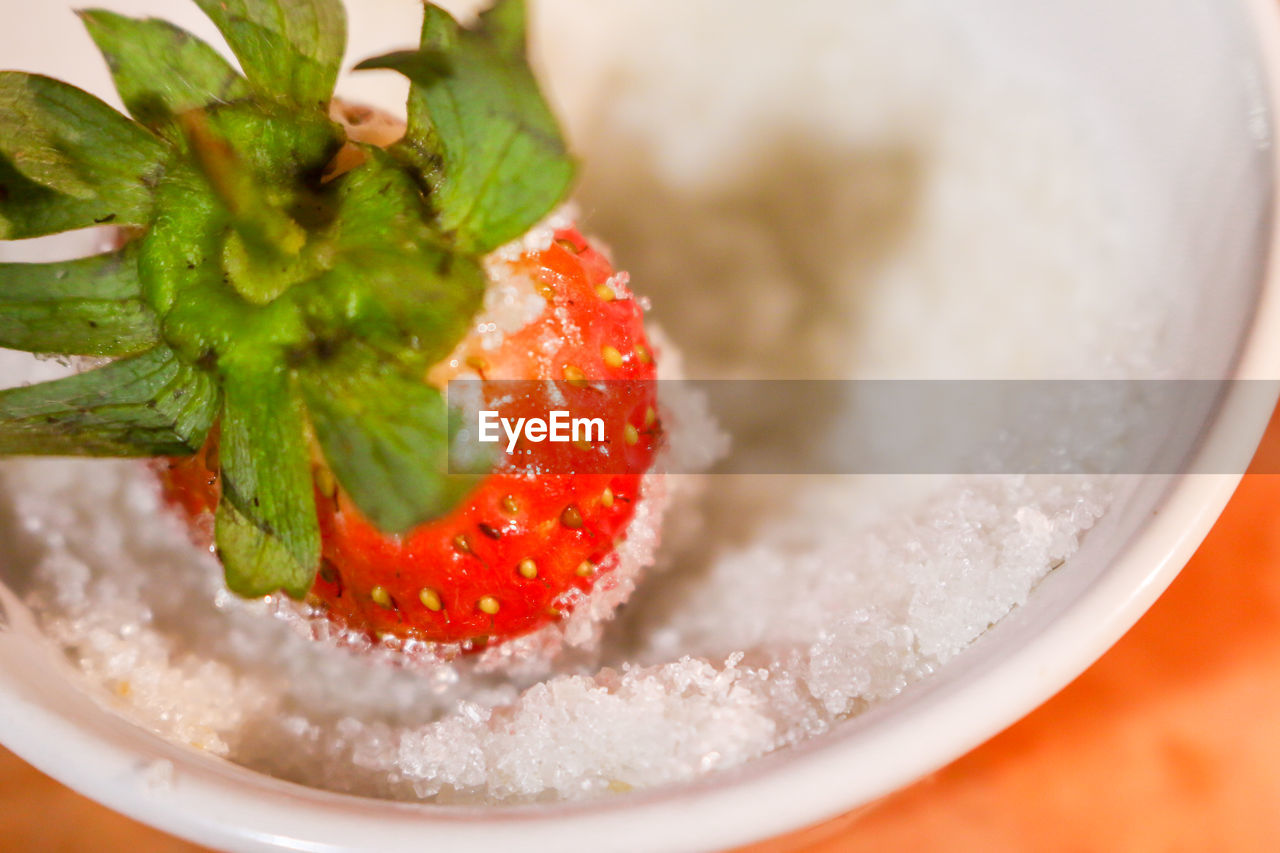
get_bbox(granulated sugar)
[0,0,1173,804]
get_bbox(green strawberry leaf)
[0,155,125,239]
[195,99,343,188]
[0,346,217,456]
[300,353,480,533]
[214,365,319,598]
[193,0,346,109]
[0,72,165,234]
[78,9,252,135]
[177,108,313,305]
[296,146,485,368]
[302,247,484,371]
[216,498,315,600]
[474,0,528,55]
[326,146,438,250]
[137,159,226,318]
[355,0,575,253]
[0,244,160,356]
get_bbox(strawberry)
[163,224,662,645]
[0,0,664,650]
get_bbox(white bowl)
[1,0,1279,850]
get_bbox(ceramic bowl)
[0,0,1278,850]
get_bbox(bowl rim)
[3,1,1280,850]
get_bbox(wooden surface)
[5,435,1280,850]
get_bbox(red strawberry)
[160,226,661,646]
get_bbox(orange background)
[6,417,1280,851]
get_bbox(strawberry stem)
[179,110,310,305]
